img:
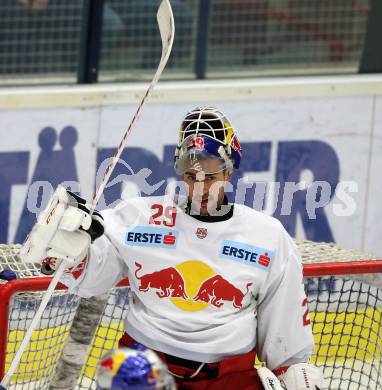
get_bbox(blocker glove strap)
[67,191,104,243]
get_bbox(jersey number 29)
[149,204,177,227]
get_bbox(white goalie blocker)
[19,185,94,269]
[258,363,324,390]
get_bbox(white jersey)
[67,195,314,370]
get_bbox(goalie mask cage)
[0,242,381,390]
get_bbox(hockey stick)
[0,1,174,388]
[91,0,175,211]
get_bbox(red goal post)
[0,242,381,390]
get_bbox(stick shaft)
[91,0,175,211]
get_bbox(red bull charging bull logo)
[193,275,252,309]
[134,261,252,312]
[135,262,188,299]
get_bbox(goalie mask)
[96,346,176,390]
[174,107,242,175]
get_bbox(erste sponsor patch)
[220,240,273,270]
[126,226,178,248]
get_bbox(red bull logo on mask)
[126,226,178,249]
[134,260,252,312]
[189,136,204,151]
[220,240,273,270]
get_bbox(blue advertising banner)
[0,83,380,256]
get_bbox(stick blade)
[157,0,175,64]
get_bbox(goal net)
[0,241,381,390]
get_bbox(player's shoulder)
[233,203,285,232]
[234,204,299,261]
[232,204,298,261]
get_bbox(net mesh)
[0,242,381,390]
[297,240,379,263]
[0,245,80,390]
[0,244,40,279]
[307,277,381,389]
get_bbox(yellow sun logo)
[170,261,215,312]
